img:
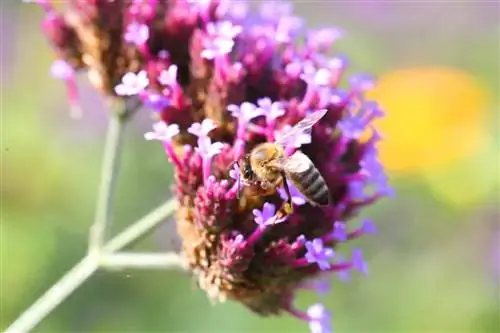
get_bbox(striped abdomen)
[288,165,330,206]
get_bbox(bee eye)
[244,168,252,178]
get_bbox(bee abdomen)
[290,166,330,206]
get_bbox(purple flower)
[188,118,218,138]
[229,163,240,181]
[331,222,347,241]
[275,15,304,43]
[304,277,331,296]
[349,73,376,92]
[313,68,332,86]
[334,255,351,282]
[337,102,383,140]
[361,219,378,235]
[259,1,293,20]
[231,233,245,247]
[328,55,349,70]
[201,21,242,60]
[337,113,365,139]
[124,22,149,45]
[351,249,368,275]
[142,93,170,111]
[278,183,307,206]
[307,27,344,51]
[361,146,384,178]
[252,202,285,226]
[227,102,265,122]
[275,124,312,148]
[201,37,236,60]
[195,136,224,158]
[206,21,243,40]
[114,71,149,96]
[348,180,367,201]
[218,0,249,21]
[307,304,332,333]
[256,97,286,121]
[158,65,178,87]
[50,59,74,79]
[295,235,307,245]
[305,238,335,270]
[144,122,179,142]
[285,60,302,78]
[187,0,211,10]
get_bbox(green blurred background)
[2,1,499,332]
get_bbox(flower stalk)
[5,100,183,333]
[100,253,186,270]
[89,106,127,253]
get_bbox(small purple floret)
[331,222,347,241]
[305,238,335,270]
[143,93,170,111]
[252,202,286,226]
[361,219,378,235]
[307,303,332,333]
[195,136,224,158]
[188,118,218,138]
[228,102,265,122]
[158,65,178,87]
[144,122,179,142]
[50,59,74,79]
[351,249,368,275]
[278,183,307,206]
[114,71,149,96]
[124,22,149,45]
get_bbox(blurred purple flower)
[114,71,149,96]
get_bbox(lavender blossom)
[114,71,149,96]
[278,183,307,206]
[39,1,392,332]
[50,59,74,79]
[304,238,335,270]
[124,22,150,46]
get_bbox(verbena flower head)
[39,1,392,331]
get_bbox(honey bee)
[237,109,330,218]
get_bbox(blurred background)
[2,1,499,332]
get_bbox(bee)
[237,109,330,219]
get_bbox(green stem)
[89,113,126,253]
[4,199,179,333]
[4,98,181,333]
[3,255,99,333]
[104,199,178,253]
[100,252,186,270]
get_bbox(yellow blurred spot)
[367,67,490,174]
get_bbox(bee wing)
[275,109,328,148]
[284,151,313,174]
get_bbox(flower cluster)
[39,0,392,332]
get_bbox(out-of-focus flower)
[38,0,390,331]
[366,67,490,174]
[114,71,149,96]
[37,0,204,105]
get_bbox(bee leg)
[276,174,293,221]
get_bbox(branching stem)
[4,99,182,333]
